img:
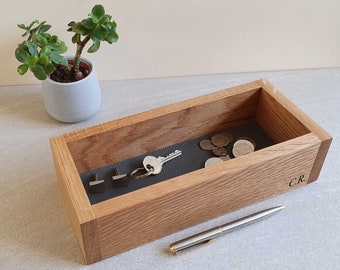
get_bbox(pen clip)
[169,238,215,255]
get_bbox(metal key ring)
[130,166,154,180]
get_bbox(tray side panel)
[308,137,332,182]
[50,136,100,264]
[67,83,262,173]
[257,79,332,183]
[80,220,101,264]
[93,133,321,260]
[256,86,310,143]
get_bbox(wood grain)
[50,79,332,263]
[66,81,261,173]
[50,136,101,264]
[93,133,321,259]
[256,79,332,182]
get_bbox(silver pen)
[169,205,284,255]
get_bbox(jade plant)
[15,4,118,83]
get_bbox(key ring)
[130,166,154,179]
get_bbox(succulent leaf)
[27,55,38,66]
[15,46,30,63]
[90,5,105,23]
[82,18,96,30]
[30,65,47,80]
[26,41,38,56]
[87,41,100,53]
[39,55,50,65]
[107,31,118,43]
[45,63,56,75]
[17,64,29,75]
[39,24,51,33]
[51,52,68,65]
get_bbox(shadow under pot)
[42,57,101,123]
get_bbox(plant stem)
[74,35,91,70]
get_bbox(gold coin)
[232,138,255,157]
[211,134,230,147]
[199,139,216,150]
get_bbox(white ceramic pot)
[42,58,101,123]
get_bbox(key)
[143,150,182,175]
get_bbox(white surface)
[4,0,340,86]
[0,68,339,269]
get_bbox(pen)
[169,205,284,255]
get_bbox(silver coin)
[238,136,256,148]
[219,155,231,161]
[199,139,216,150]
[211,134,230,147]
[212,147,228,156]
[204,157,224,168]
[232,138,255,157]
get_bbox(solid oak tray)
[50,79,332,264]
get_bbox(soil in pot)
[50,60,90,83]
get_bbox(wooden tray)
[50,79,332,264]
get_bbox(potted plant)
[15,4,118,122]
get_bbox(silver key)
[143,150,182,174]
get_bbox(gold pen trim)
[169,244,177,255]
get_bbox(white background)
[3,0,340,86]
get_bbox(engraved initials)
[289,175,305,187]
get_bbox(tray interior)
[80,121,275,204]
[66,86,311,204]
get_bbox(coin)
[238,136,256,148]
[220,132,234,144]
[204,157,224,168]
[232,138,255,157]
[211,134,230,147]
[199,139,216,150]
[219,155,231,161]
[212,147,228,156]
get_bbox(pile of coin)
[200,133,233,168]
[199,133,256,168]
